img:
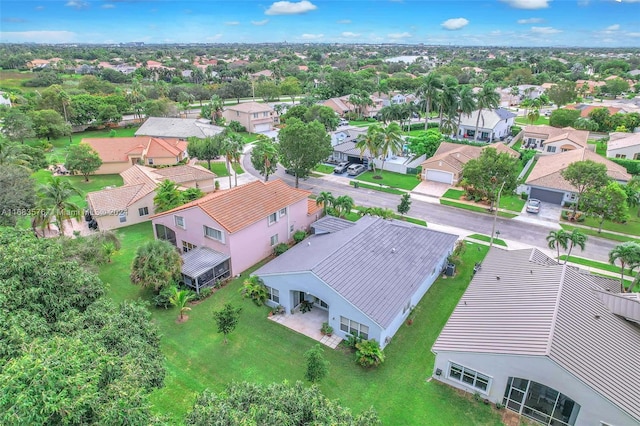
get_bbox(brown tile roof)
[120,165,159,204]
[307,199,322,215]
[83,137,185,163]
[153,180,312,233]
[565,104,622,118]
[526,148,631,191]
[524,125,589,148]
[421,142,519,173]
[150,164,215,184]
[223,101,274,114]
[87,184,148,214]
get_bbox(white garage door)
[254,123,272,133]
[425,169,453,184]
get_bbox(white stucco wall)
[432,351,637,426]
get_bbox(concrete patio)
[269,308,342,349]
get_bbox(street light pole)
[489,181,506,249]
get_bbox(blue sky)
[1,0,639,47]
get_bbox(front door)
[295,291,305,306]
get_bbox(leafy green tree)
[580,181,629,233]
[546,81,577,108]
[65,143,103,182]
[255,80,280,102]
[154,179,184,213]
[462,148,520,210]
[564,229,588,264]
[378,122,403,175]
[96,103,122,125]
[546,229,569,261]
[182,187,204,202]
[397,193,412,217]
[218,79,251,104]
[0,165,36,226]
[316,191,335,215]
[280,76,302,104]
[278,118,332,188]
[130,239,183,292]
[355,339,385,368]
[2,109,35,143]
[240,276,268,306]
[188,135,222,171]
[250,136,279,181]
[170,287,195,321]
[282,104,308,122]
[609,242,640,293]
[561,160,610,216]
[29,109,71,141]
[603,78,630,98]
[185,381,380,425]
[473,82,500,142]
[406,128,442,158]
[333,195,355,218]
[34,176,82,236]
[0,138,32,168]
[304,105,340,131]
[549,109,580,127]
[355,125,384,176]
[213,303,242,344]
[588,107,612,131]
[305,344,329,383]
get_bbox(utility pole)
[489,181,506,249]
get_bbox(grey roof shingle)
[433,248,640,422]
[181,247,230,278]
[256,216,458,328]
[311,216,356,235]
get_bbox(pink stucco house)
[151,179,323,293]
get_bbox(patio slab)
[269,308,342,349]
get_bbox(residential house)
[521,125,589,154]
[83,137,188,174]
[456,108,516,142]
[87,164,215,231]
[606,132,640,160]
[135,117,224,139]
[564,104,625,118]
[525,148,631,205]
[575,80,606,95]
[151,180,322,292]
[374,92,417,107]
[420,142,519,185]
[255,216,458,348]
[432,248,640,426]
[221,101,277,133]
[250,70,274,79]
[323,94,384,118]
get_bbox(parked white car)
[347,164,366,176]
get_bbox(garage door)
[530,188,564,205]
[254,123,272,133]
[425,169,453,184]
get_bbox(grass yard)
[198,161,244,177]
[355,170,420,191]
[579,205,640,236]
[520,159,537,182]
[350,181,405,195]
[515,116,549,126]
[0,70,37,92]
[348,120,374,127]
[441,189,524,213]
[499,194,526,212]
[98,224,502,425]
[466,233,507,247]
[314,164,335,174]
[511,140,522,150]
[440,199,518,219]
[31,169,124,209]
[590,141,607,157]
[558,255,637,277]
[442,188,465,200]
[560,224,640,244]
[238,132,259,144]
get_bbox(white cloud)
[225,21,240,26]
[251,19,269,26]
[388,31,412,39]
[101,4,115,9]
[627,32,640,37]
[441,18,469,30]
[500,0,550,9]
[35,6,45,10]
[301,33,324,39]
[605,24,620,31]
[0,30,76,43]
[517,17,544,24]
[577,0,590,6]
[337,19,351,24]
[341,31,360,37]
[2,17,27,23]
[65,0,89,9]
[265,1,317,15]
[206,34,223,41]
[531,26,562,34]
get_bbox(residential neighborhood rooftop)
[135,117,224,139]
[83,137,187,163]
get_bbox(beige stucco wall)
[222,110,252,130]
[607,145,640,160]
[94,193,155,231]
[95,161,131,175]
[421,160,461,181]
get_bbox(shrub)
[355,339,385,368]
[611,158,640,175]
[344,332,363,351]
[228,120,246,132]
[520,192,528,200]
[293,230,306,244]
[495,402,505,410]
[154,285,177,308]
[194,287,213,301]
[273,243,289,256]
[304,344,329,383]
[511,125,522,136]
[320,322,333,336]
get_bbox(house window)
[175,215,185,229]
[138,207,149,216]
[270,234,278,246]
[253,113,259,118]
[290,225,294,233]
[279,207,287,217]
[634,153,640,160]
[236,111,240,116]
[502,377,580,425]
[263,112,269,117]
[448,363,491,393]
[615,154,627,159]
[182,241,196,253]
[148,158,154,165]
[546,146,557,153]
[118,212,127,223]
[204,225,224,243]
[266,286,279,303]
[268,212,278,225]
[339,316,369,340]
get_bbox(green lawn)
[31,169,124,209]
[577,206,640,236]
[590,141,607,157]
[98,224,502,425]
[558,255,637,277]
[511,140,522,150]
[560,224,640,244]
[198,161,244,177]
[348,120,374,127]
[520,159,537,182]
[466,233,507,247]
[314,164,335,174]
[442,188,465,200]
[350,181,405,195]
[441,189,524,213]
[238,132,259,144]
[355,170,420,191]
[440,199,518,218]
[515,116,549,126]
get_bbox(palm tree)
[378,123,403,176]
[154,179,183,213]
[546,229,569,261]
[564,229,587,264]
[417,74,442,130]
[221,132,243,188]
[355,125,383,176]
[473,82,500,142]
[437,77,458,133]
[250,137,279,182]
[35,176,82,236]
[455,85,476,139]
[360,206,394,219]
[0,138,31,169]
[333,195,354,218]
[240,276,268,306]
[609,242,640,293]
[527,108,541,124]
[315,191,335,215]
[401,102,420,132]
[169,287,194,321]
[210,95,224,121]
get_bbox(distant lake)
[385,55,421,63]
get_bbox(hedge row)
[611,158,640,175]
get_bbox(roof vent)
[530,270,533,274]
[391,248,396,253]
[307,242,311,246]
[496,276,500,280]
[594,314,601,320]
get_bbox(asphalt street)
[242,152,619,263]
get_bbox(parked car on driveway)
[338,119,349,126]
[347,164,366,176]
[334,162,350,174]
[526,198,541,214]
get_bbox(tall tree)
[2,109,35,143]
[187,135,222,170]
[397,193,412,217]
[0,138,31,168]
[280,76,302,104]
[355,125,384,176]
[333,195,354,218]
[580,181,629,233]
[473,82,500,142]
[304,105,340,131]
[546,81,577,109]
[560,160,610,216]
[0,164,36,226]
[154,179,184,213]
[65,143,103,182]
[213,303,242,344]
[546,229,569,261]
[278,118,332,188]
[250,136,279,182]
[417,74,442,130]
[130,239,183,293]
[35,176,82,236]
[461,148,520,210]
[29,109,71,141]
[609,242,640,293]
[378,122,403,176]
[221,131,244,188]
[564,229,588,264]
[315,191,335,215]
[455,85,476,138]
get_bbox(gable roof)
[256,216,458,328]
[421,142,519,173]
[83,137,187,163]
[607,132,640,152]
[565,104,623,118]
[135,117,224,138]
[459,108,516,129]
[153,179,311,233]
[434,248,640,422]
[224,101,274,114]
[526,148,631,190]
[523,125,589,148]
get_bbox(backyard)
[198,161,244,177]
[31,169,124,209]
[99,223,502,425]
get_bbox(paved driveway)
[513,200,563,228]
[412,181,451,198]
